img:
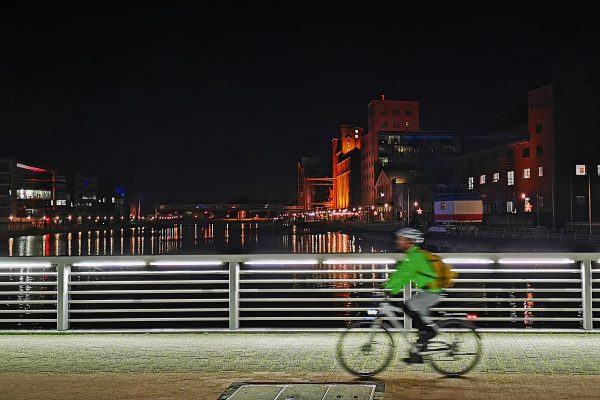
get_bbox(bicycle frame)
[367,300,416,349]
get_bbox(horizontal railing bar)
[0,291,57,295]
[0,282,58,286]
[238,268,582,274]
[239,298,401,302]
[239,288,582,293]
[433,317,583,321]
[240,308,382,312]
[72,271,229,276]
[238,297,581,303]
[239,289,389,293]
[452,269,582,273]
[69,280,228,285]
[69,317,229,322]
[240,279,386,283]
[0,319,56,322]
[69,308,229,313]
[238,307,581,312]
[0,272,57,276]
[434,307,582,312]
[444,288,582,292]
[0,300,57,304]
[239,316,583,321]
[68,289,229,294]
[239,317,377,321]
[240,269,394,274]
[454,279,582,283]
[238,278,581,284]
[0,310,57,314]
[441,298,583,302]
[70,299,228,304]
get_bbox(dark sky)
[1,2,599,209]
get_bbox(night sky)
[2,2,599,209]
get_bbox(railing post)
[403,282,412,331]
[581,260,593,331]
[56,263,70,331]
[229,261,240,330]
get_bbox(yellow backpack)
[418,249,458,290]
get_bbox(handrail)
[0,253,598,331]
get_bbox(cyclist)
[384,227,442,364]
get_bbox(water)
[1,222,390,257]
[0,223,577,330]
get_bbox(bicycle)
[336,292,482,377]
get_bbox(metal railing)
[0,253,598,331]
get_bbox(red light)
[467,314,478,321]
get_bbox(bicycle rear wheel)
[427,319,481,377]
[337,321,396,377]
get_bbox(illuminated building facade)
[72,174,98,216]
[332,125,362,209]
[456,77,600,228]
[0,159,56,219]
[361,95,421,206]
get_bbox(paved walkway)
[1,332,599,374]
[1,332,600,399]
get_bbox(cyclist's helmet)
[395,228,424,244]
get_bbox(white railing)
[0,253,598,331]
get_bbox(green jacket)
[384,245,441,294]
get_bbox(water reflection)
[3,223,384,256]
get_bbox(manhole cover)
[217,382,384,400]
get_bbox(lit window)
[507,171,515,186]
[480,175,486,184]
[354,129,359,134]
[523,168,531,179]
[536,122,543,134]
[506,201,514,213]
[538,166,544,177]
[441,201,447,210]
[354,134,359,138]
[468,177,474,190]
[493,172,500,182]
[405,121,411,128]
[598,165,600,176]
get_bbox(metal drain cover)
[217,382,383,400]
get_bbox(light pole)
[576,164,593,235]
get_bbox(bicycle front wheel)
[427,319,482,377]
[336,321,396,377]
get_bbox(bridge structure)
[156,203,287,221]
[1,253,600,399]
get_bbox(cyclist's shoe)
[403,351,424,364]
[416,324,438,348]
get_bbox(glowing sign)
[576,165,587,175]
[16,163,47,173]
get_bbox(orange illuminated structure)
[332,125,363,209]
[297,158,334,211]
